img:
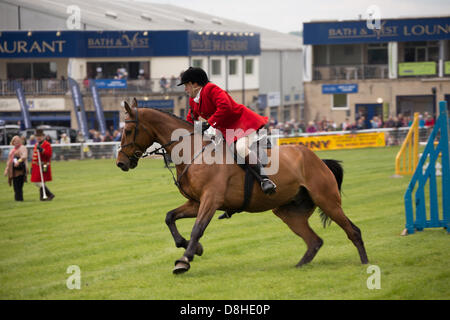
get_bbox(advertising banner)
[304,17,450,45]
[322,84,358,94]
[188,31,260,56]
[137,99,174,109]
[278,132,386,151]
[0,30,260,58]
[68,77,89,139]
[89,81,107,136]
[13,81,32,129]
[445,61,450,75]
[94,79,127,89]
[398,62,437,76]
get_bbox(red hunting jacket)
[31,140,52,183]
[186,82,268,145]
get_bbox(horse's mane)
[145,107,193,127]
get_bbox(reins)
[119,109,208,202]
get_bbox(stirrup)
[218,211,234,219]
[261,178,277,194]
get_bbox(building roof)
[2,0,302,50]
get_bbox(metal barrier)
[0,142,120,162]
[403,101,450,235]
[313,64,389,81]
[0,127,438,162]
[0,79,68,96]
[0,79,184,96]
[0,141,167,162]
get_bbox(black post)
[432,87,437,119]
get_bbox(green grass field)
[0,146,449,300]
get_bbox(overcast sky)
[143,0,450,33]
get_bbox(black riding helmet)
[177,67,209,86]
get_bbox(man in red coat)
[31,129,55,201]
[178,67,276,194]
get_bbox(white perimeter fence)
[0,126,435,162]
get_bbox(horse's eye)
[125,130,132,136]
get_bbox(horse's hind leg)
[311,193,369,264]
[165,200,203,256]
[331,208,368,264]
[273,205,323,267]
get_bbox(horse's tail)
[318,159,343,227]
[322,159,343,191]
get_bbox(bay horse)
[116,98,369,274]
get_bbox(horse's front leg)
[165,200,203,256]
[173,192,220,274]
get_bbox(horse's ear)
[123,101,134,117]
[132,97,138,108]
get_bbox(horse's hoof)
[173,256,190,274]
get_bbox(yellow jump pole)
[395,113,419,176]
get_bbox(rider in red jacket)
[179,67,276,194]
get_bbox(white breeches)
[235,131,258,159]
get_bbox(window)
[403,41,439,62]
[7,63,31,79]
[34,62,57,79]
[86,61,149,79]
[192,59,203,68]
[368,43,388,64]
[314,45,328,66]
[270,107,278,121]
[211,59,221,75]
[245,59,254,74]
[283,106,291,121]
[7,62,57,80]
[229,59,238,75]
[330,44,362,65]
[332,94,348,109]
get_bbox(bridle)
[118,107,194,164]
[119,108,152,164]
[118,107,207,202]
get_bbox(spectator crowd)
[267,112,436,136]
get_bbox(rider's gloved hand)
[201,122,210,133]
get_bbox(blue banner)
[13,81,32,129]
[137,100,174,109]
[0,30,260,58]
[257,94,268,110]
[188,31,260,55]
[89,80,107,136]
[322,84,358,94]
[68,77,89,139]
[94,79,127,89]
[304,17,450,45]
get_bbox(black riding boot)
[44,186,55,201]
[248,161,277,195]
[39,187,44,201]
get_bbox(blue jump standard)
[404,101,450,234]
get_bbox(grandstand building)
[302,16,450,128]
[0,0,303,133]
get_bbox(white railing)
[0,141,166,162]
[0,127,436,162]
[0,79,185,96]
